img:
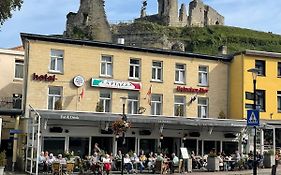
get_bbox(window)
[198,97,208,118]
[255,60,266,76]
[152,61,163,81]
[151,94,162,115]
[256,90,265,111]
[278,91,281,112]
[128,93,139,114]
[278,62,281,77]
[175,64,185,84]
[15,60,24,79]
[129,59,140,79]
[99,91,111,112]
[48,86,62,110]
[100,55,113,77]
[198,66,208,86]
[174,96,185,116]
[50,49,64,73]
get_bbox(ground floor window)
[117,137,136,154]
[222,142,238,156]
[43,137,65,156]
[183,139,197,154]
[91,137,113,155]
[140,139,157,154]
[69,137,89,158]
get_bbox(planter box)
[264,155,275,168]
[0,166,4,175]
[207,157,219,171]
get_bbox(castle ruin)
[64,0,112,42]
[140,0,224,27]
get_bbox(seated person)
[102,154,112,175]
[38,151,46,172]
[217,152,224,170]
[114,150,122,170]
[46,153,56,172]
[147,152,155,171]
[124,154,133,173]
[90,152,101,173]
[247,151,254,169]
[170,153,179,173]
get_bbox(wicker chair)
[52,162,62,175]
[66,163,75,174]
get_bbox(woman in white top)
[103,154,112,175]
[124,154,133,173]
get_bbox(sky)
[1,0,281,48]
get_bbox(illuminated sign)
[91,78,141,91]
[32,73,56,82]
[176,86,208,93]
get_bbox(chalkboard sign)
[180,147,189,159]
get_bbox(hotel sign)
[91,78,141,91]
[60,115,80,120]
[176,86,208,93]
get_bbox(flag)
[79,88,85,101]
[144,85,152,106]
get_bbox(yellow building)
[230,50,281,153]
[20,33,246,173]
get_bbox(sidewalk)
[3,166,281,175]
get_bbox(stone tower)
[158,0,179,26]
[65,0,112,42]
[188,0,205,27]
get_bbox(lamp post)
[247,68,259,175]
[120,97,127,175]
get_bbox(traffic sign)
[247,110,260,126]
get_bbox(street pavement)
[3,166,281,174]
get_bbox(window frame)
[198,65,208,86]
[278,62,281,77]
[277,91,281,113]
[48,86,62,110]
[129,58,141,80]
[174,95,186,117]
[151,94,163,115]
[255,60,266,76]
[100,55,113,77]
[256,89,266,112]
[151,61,163,82]
[14,59,24,80]
[175,63,186,84]
[127,92,139,114]
[99,90,111,112]
[198,97,208,118]
[49,49,64,73]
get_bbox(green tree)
[0,0,23,25]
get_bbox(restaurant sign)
[91,78,141,91]
[176,86,208,93]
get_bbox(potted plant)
[207,152,219,171]
[95,102,104,112]
[0,151,7,175]
[264,150,275,168]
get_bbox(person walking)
[271,151,280,175]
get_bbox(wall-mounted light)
[160,133,164,140]
[183,134,188,140]
[116,134,120,139]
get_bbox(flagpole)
[76,88,79,111]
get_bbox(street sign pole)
[253,78,257,175]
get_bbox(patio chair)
[66,162,75,174]
[52,162,62,175]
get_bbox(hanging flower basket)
[112,119,131,135]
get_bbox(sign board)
[180,147,189,159]
[73,75,85,87]
[9,129,23,134]
[91,78,141,91]
[245,103,254,109]
[247,110,260,126]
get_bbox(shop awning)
[36,110,247,128]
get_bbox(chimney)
[218,45,227,55]
[117,38,125,45]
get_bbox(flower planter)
[207,157,219,171]
[263,154,275,168]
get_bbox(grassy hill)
[113,21,281,55]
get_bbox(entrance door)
[69,137,89,158]
[160,137,180,156]
[140,139,157,154]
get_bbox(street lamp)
[247,68,259,175]
[120,96,127,175]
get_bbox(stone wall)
[64,0,112,42]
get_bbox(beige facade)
[24,40,228,119]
